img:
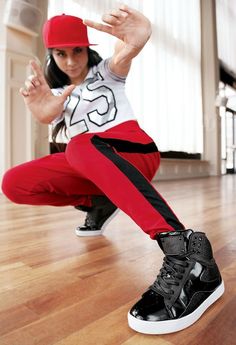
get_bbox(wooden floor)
[0,175,235,345]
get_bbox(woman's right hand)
[19,60,75,124]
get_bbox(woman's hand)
[20,60,75,124]
[84,4,152,76]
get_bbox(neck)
[70,66,89,85]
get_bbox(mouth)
[67,67,80,73]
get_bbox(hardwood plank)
[52,303,133,345]
[0,305,39,337]
[189,297,236,345]
[0,282,144,345]
[24,249,159,317]
[53,303,174,345]
[0,176,235,345]
[121,335,173,345]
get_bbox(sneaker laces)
[150,256,189,298]
[84,213,95,228]
[84,214,90,227]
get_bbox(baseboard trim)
[153,158,210,181]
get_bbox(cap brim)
[46,43,97,48]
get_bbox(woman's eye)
[57,52,65,57]
[74,48,82,54]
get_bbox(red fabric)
[2,121,184,238]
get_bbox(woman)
[2,4,224,335]
[45,32,118,237]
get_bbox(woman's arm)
[84,4,152,77]
[20,60,75,124]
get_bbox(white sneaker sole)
[75,209,119,237]
[128,281,225,335]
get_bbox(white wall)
[201,0,221,175]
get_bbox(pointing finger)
[83,19,112,35]
[29,60,45,84]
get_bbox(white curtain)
[48,0,203,153]
[216,0,236,76]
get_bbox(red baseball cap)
[43,14,96,48]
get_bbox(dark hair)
[44,47,102,151]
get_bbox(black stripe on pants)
[91,135,184,232]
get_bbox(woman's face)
[52,46,89,85]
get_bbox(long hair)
[44,48,102,151]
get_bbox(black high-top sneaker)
[75,195,118,237]
[128,229,224,334]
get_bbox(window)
[48,0,203,154]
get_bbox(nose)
[66,56,76,67]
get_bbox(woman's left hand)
[84,4,152,65]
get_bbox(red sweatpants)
[2,121,184,239]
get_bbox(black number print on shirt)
[83,72,117,126]
[66,71,117,132]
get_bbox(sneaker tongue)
[157,230,193,256]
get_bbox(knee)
[66,135,92,169]
[2,167,26,204]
